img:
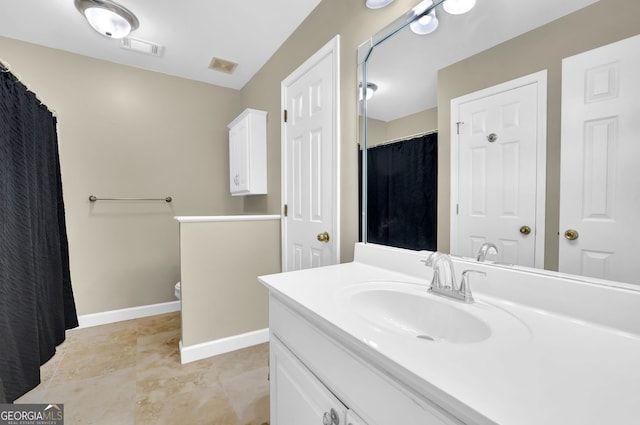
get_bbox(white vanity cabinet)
[227,108,267,196]
[271,337,348,425]
[269,295,463,425]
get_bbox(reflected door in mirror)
[559,34,640,284]
[452,75,546,267]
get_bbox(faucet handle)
[459,270,486,303]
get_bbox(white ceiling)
[0,0,599,109]
[0,0,322,90]
[365,0,599,122]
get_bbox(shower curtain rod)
[0,58,57,117]
[89,195,173,203]
[371,128,438,148]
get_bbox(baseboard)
[77,300,181,329]
[179,328,269,364]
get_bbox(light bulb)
[365,0,395,9]
[359,83,378,101]
[410,11,439,35]
[84,7,132,38]
[443,0,476,15]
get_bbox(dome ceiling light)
[411,0,439,35]
[442,0,476,15]
[365,0,395,9]
[74,0,139,39]
[359,82,378,101]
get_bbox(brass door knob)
[564,229,579,240]
[317,232,330,243]
[519,225,531,235]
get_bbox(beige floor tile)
[136,312,181,337]
[18,312,269,425]
[50,322,138,386]
[212,343,270,383]
[47,367,136,425]
[136,390,239,425]
[219,366,270,425]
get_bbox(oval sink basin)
[347,284,492,343]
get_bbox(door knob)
[519,225,531,235]
[317,231,330,243]
[564,229,579,240]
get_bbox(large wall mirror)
[359,0,640,289]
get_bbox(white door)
[282,36,340,271]
[559,34,640,283]
[451,72,546,268]
[270,337,347,425]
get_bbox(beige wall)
[0,36,244,315]
[437,0,640,269]
[179,219,280,346]
[241,0,426,263]
[366,107,438,147]
[0,0,431,317]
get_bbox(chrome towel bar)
[89,195,172,203]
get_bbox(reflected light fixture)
[442,0,476,15]
[365,0,395,9]
[75,0,139,39]
[410,1,439,35]
[359,82,378,101]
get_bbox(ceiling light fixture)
[410,0,439,35]
[365,0,395,9]
[359,82,378,101]
[442,0,476,15]
[74,0,139,39]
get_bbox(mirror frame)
[358,0,446,243]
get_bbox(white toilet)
[174,281,181,300]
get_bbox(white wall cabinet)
[269,296,463,425]
[227,108,267,196]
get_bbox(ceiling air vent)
[121,37,164,56]
[209,57,238,74]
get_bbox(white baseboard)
[179,328,269,364]
[77,300,181,329]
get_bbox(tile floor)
[16,312,270,425]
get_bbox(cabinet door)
[229,117,250,194]
[271,337,347,425]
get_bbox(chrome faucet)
[423,251,485,303]
[424,251,457,291]
[477,242,498,262]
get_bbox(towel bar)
[89,195,172,202]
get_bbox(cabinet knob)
[322,408,339,425]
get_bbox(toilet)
[174,281,181,300]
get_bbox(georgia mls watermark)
[0,404,64,425]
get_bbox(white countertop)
[174,214,280,223]
[259,244,640,425]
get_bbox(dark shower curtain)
[0,67,78,402]
[362,133,438,251]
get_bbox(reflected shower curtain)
[0,67,78,402]
[363,133,438,251]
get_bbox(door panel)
[559,34,640,283]
[282,37,339,271]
